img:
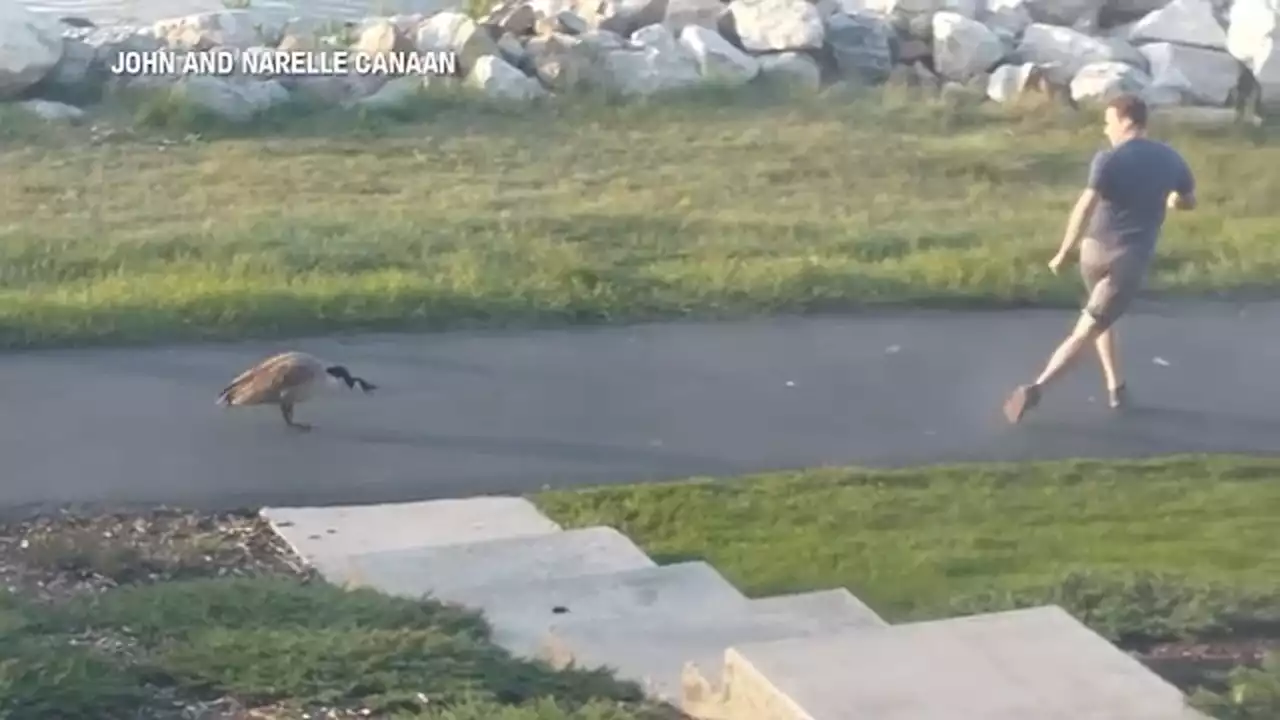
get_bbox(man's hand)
[1167,190,1196,211]
[1048,251,1068,275]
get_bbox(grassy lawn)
[535,454,1280,634]
[536,454,1280,716]
[0,86,1276,350]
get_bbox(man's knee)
[1082,288,1129,335]
[1073,310,1110,338]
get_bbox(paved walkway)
[3,302,1278,512]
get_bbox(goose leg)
[280,401,312,431]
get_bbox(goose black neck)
[326,365,355,388]
[327,365,376,392]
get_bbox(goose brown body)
[217,351,327,407]
[217,351,376,430]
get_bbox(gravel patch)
[0,506,314,603]
[0,506,335,718]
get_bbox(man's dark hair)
[1107,93,1148,128]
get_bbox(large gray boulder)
[1017,23,1145,84]
[153,10,261,50]
[466,54,548,100]
[932,11,1004,82]
[600,23,703,95]
[1070,60,1152,104]
[1128,0,1227,51]
[1141,42,1240,106]
[727,0,825,52]
[0,4,63,99]
[825,11,894,84]
[758,51,823,90]
[678,24,759,83]
[170,75,291,123]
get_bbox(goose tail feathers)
[216,382,242,406]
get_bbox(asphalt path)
[3,302,1278,513]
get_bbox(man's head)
[1102,94,1147,146]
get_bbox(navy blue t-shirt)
[1083,137,1195,265]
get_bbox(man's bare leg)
[1035,312,1103,388]
[1094,326,1126,408]
[1004,312,1104,423]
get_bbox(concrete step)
[749,588,887,630]
[261,496,562,576]
[718,605,1211,720]
[444,561,751,658]
[330,526,657,596]
[681,588,889,718]
[535,592,885,704]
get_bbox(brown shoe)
[1108,383,1128,410]
[1003,384,1041,424]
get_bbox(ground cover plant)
[0,508,683,720]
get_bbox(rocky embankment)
[0,0,1269,124]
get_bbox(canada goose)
[216,351,376,430]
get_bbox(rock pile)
[0,0,1268,124]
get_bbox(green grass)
[535,454,1280,640]
[0,85,1276,350]
[0,577,679,720]
[536,453,1280,717]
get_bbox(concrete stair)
[748,588,886,632]
[329,526,657,595]
[261,496,562,576]
[444,560,753,658]
[533,587,887,702]
[699,606,1211,720]
[545,591,885,696]
[262,497,1212,720]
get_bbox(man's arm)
[1052,151,1107,262]
[1168,157,1196,210]
[1053,188,1100,259]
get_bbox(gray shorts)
[1080,250,1149,331]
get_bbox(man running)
[1003,93,1196,424]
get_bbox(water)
[17,0,457,26]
